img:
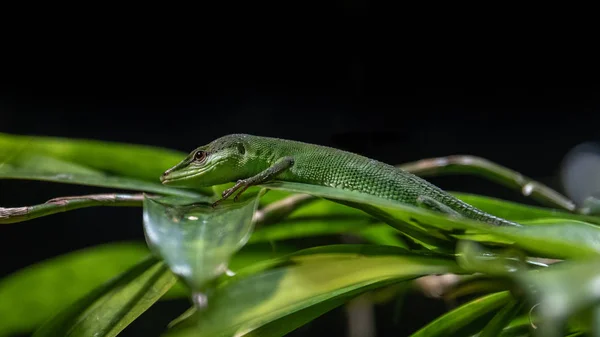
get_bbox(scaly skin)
[161,134,519,226]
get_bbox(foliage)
[1,131,600,337]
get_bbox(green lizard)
[160,134,519,227]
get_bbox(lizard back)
[220,134,517,226]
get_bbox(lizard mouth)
[160,169,201,185]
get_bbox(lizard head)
[160,134,249,188]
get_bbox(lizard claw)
[221,188,234,199]
[218,179,249,205]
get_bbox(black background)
[1,10,599,336]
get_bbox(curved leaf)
[143,192,261,291]
[259,181,600,259]
[453,192,600,225]
[511,257,600,337]
[164,244,459,337]
[0,242,149,337]
[0,167,204,198]
[410,292,511,337]
[479,299,523,337]
[33,257,177,337]
[0,132,184,181]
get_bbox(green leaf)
[496,316,532,337]
[0,242,150,337]
[240,296,349,337]
[0,132,213,197]
[251,194,408,247]
[259,181,600,259]
[33,257,177,337]
[479,299,523,337]
[143,192,262,291]
[456,240,540,276]
[453,192,600,225]
[355,224,409,247]
[462,219,600,260]
[582,195,600,216]
[250,215,405,245]
[0,167,205,198]
[164,244,459,337]
[0,132,185,181]
[410,292,512,337]
[511,257,600,337]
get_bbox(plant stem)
[1,155,584,224]
[398,155,577,212]
[0,193,145,224]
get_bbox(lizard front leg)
[213,156,295,207]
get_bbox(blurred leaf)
[496,316,532,337]
[0,132,214,197]
[0,132,185,181]
[143,191,262,291]
[0,242,150,337]
[410,292,512,337]
[33,257,177,337]
[479,299,523,337]
[456,240,534,276]
[0,167,205,198]
[356,224,408,247]
[164,244,459,337]
[465,219,600,260]
[581,195,600,216]
[493,315,580,337]
[511,258,600,337]
[445,275,511,301]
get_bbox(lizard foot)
[211,180,251,207]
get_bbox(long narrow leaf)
[164,244,459,337]
[0,167,205,198]
[453,192,600,225]
[0,243,150,337]
[410,292,511,337]
[259,181,600,259]
[0,132,185,181]
[33,257,177,337]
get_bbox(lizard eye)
[194,151,206,161]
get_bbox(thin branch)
[252,193,315,226]
[1,155,583,224]
[398,155,577,212]
[0,193,146,224]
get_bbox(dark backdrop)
[1,36,599,336]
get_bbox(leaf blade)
[164,244,459,337]
[0,242,150,337]
[33,257,177,337]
